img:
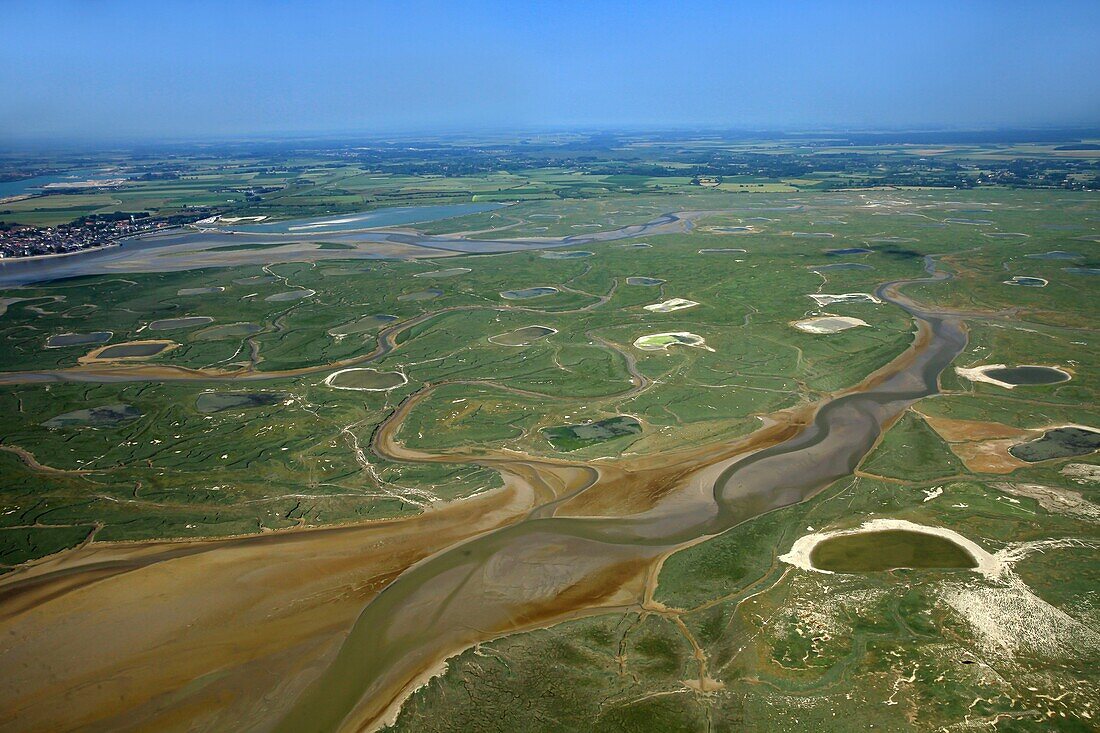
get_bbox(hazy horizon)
[3,0,1100,142]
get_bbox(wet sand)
[0,211,707,288]
[0,463,578,732]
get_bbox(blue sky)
[3,0,1099,140]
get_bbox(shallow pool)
[810,529,977,572]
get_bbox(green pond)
[810,530,977,573]
[196,392,287,414]
[397,288,443,302]
[148,316,214,330]
[413,268,470,278]
[984,366,1068,385]
[825,247,873,255]
[43,404,142,428]
[500,287,558,300]
[635,332,704,350]
[542,416,642,452]
[328,369,406,390]
[539,251,593,259]
[489,325,555,346]
[192,323,263,341]
[1010,427,1100,462]
[809,262,873,272]
[265,290,315,302]
[177,286,225,296]
[96,342,171,358]
[46,331,112,348]
[1004,276,1047,287]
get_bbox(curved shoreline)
[778,518,996,575]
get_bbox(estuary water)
[0,207,702,288]
[0,168,113,198]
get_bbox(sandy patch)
[922,414,1096,473]
[920,413,1035,473]
[1002,275,1047,287]
[1061,463,1100,485]
[941,548,1100,662]
[216,216,268,224]
[950,439,1031,474]
[324,367,408,392]
[807,293,881,307]
[633,332,713,352]
[791,315,869,333]
[79,340,178,363]
[990,482,1100,521]
[954,363,1071,390]
[413,268,471,278]
[43,178,125,190]
[289,217,364,231]
[919,413,1031,443]
[643,298,699,313]
[487,325,558,347]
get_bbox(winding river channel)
[0,218,968,732]
[272,265,968,732]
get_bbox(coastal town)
[0,211,205,259]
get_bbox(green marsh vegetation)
[1,187,1097,679]
[2,159,1098,728]
[541,415,643,452]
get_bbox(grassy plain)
[2,189,1097,568]
[1,175,1098,730]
